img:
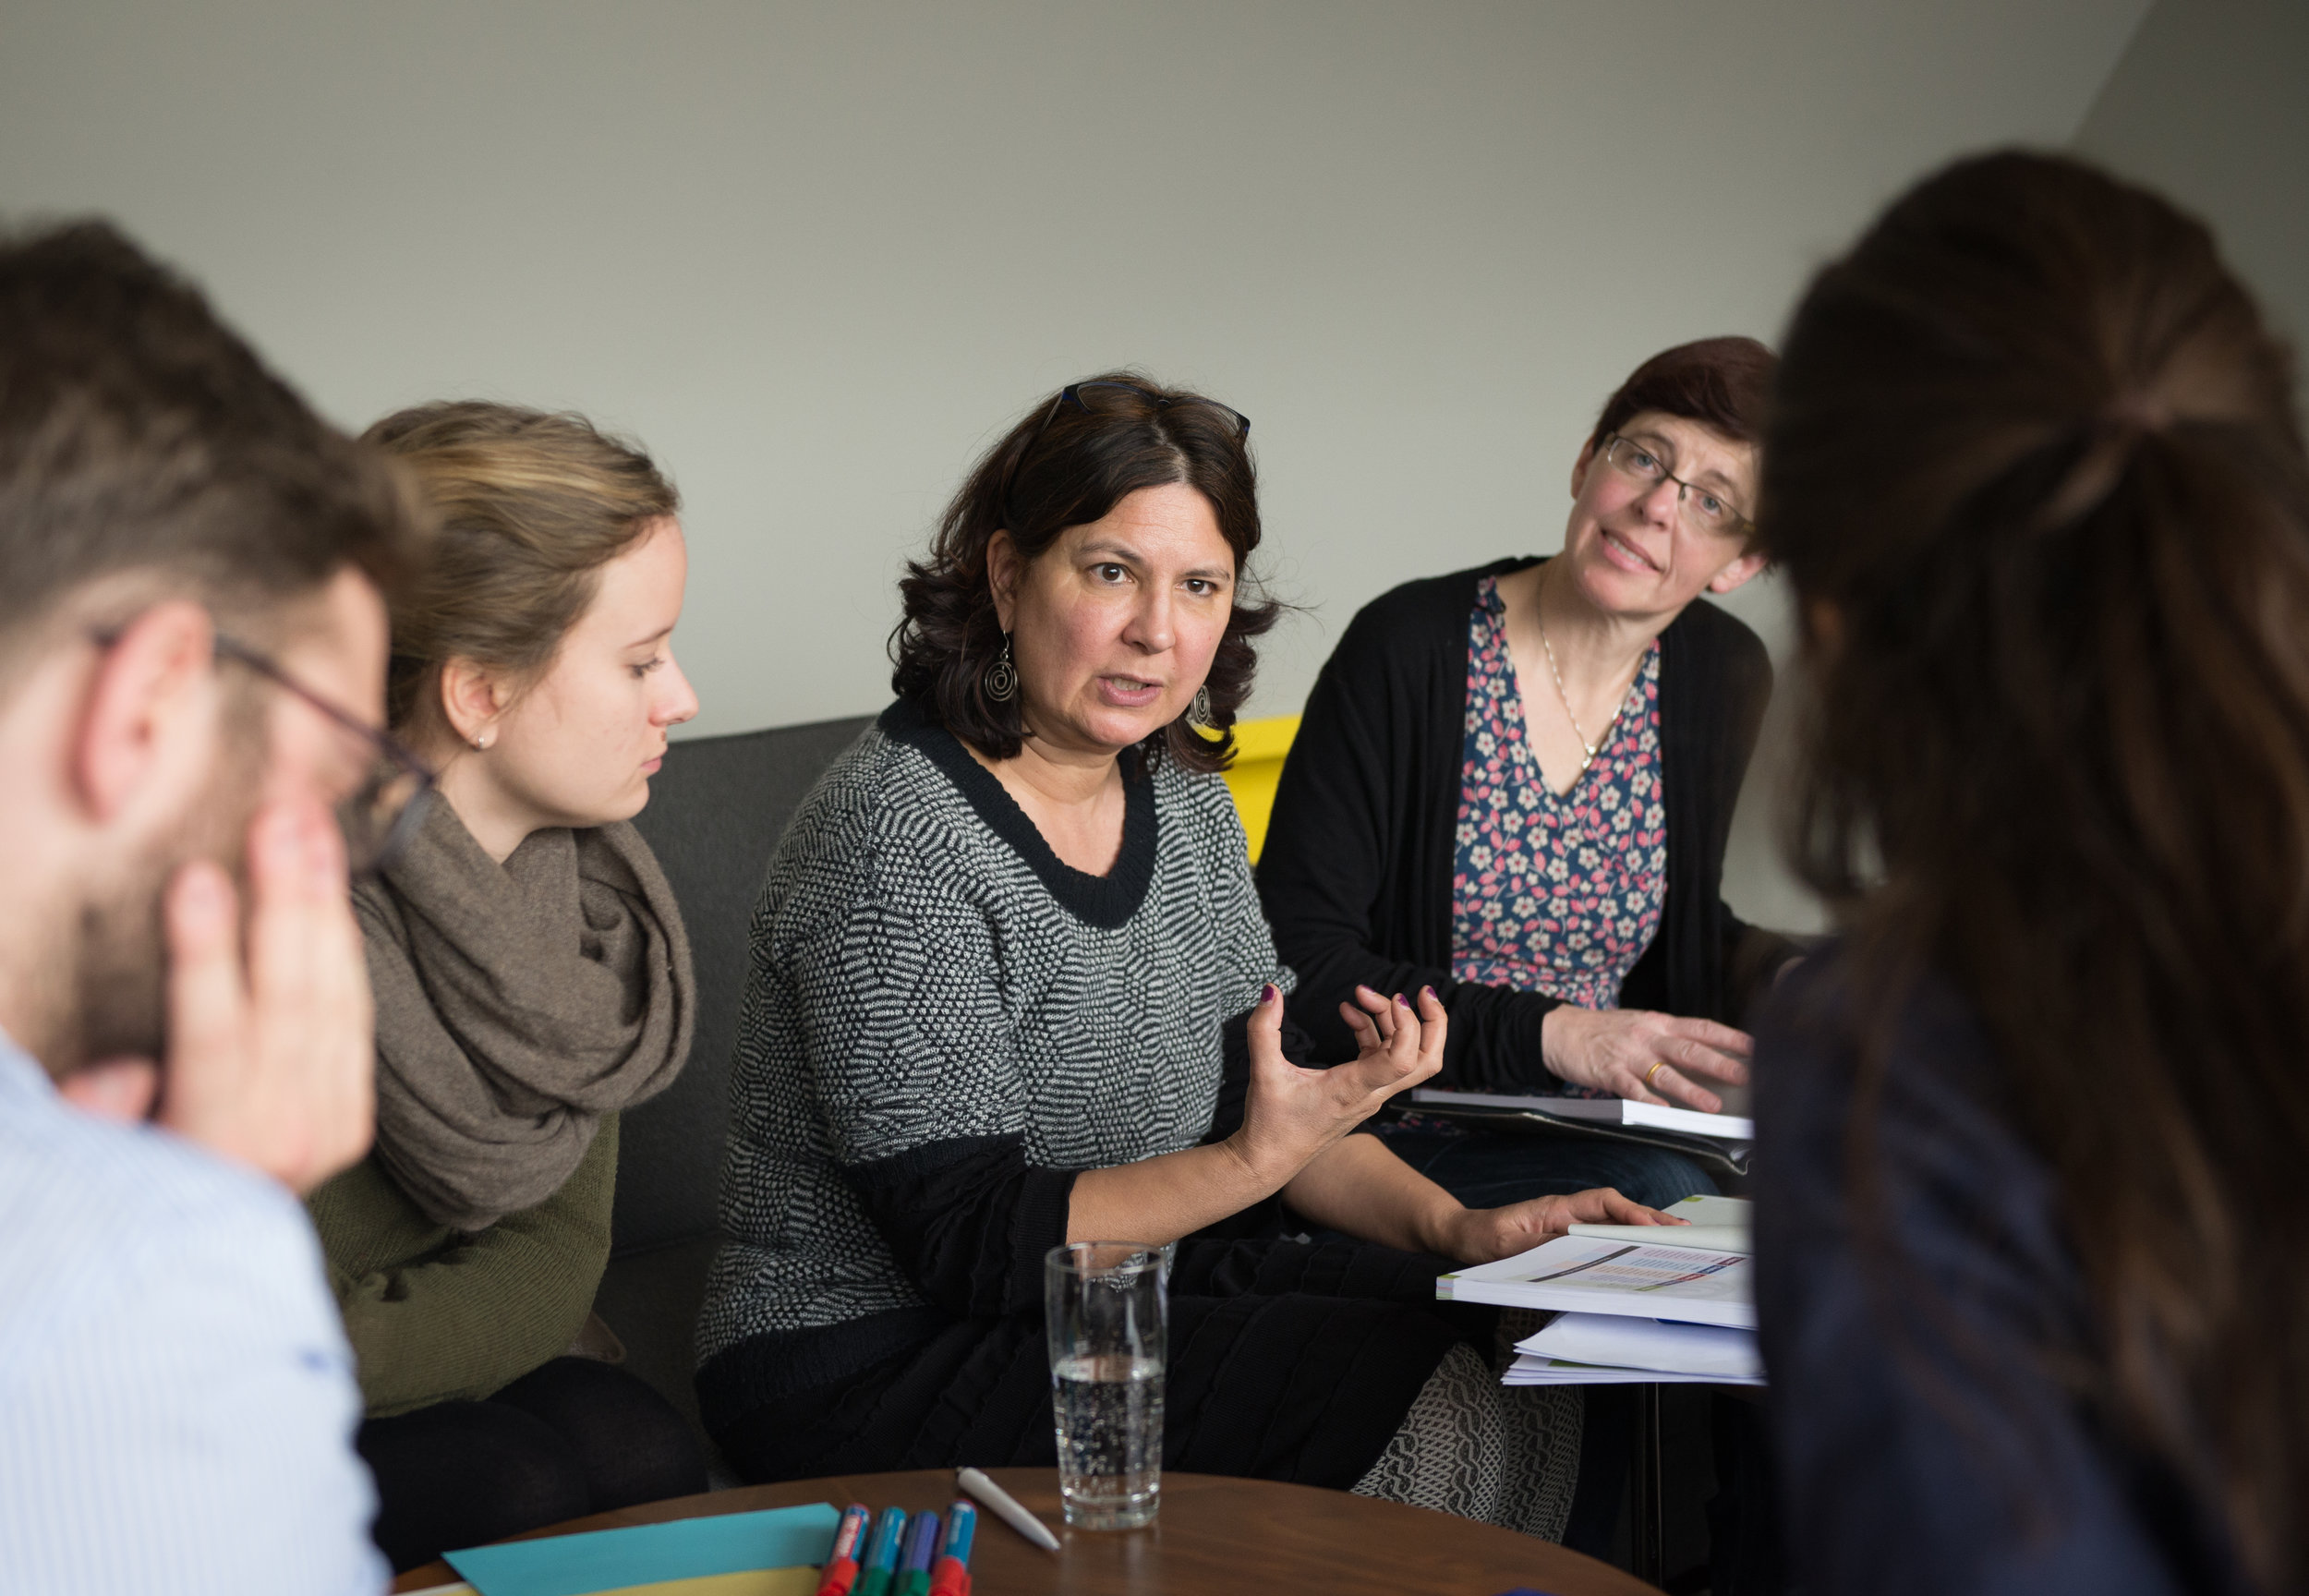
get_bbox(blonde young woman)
[307,405,705,1572]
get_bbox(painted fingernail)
[1395,992,1409,1008]
[1420,985,1437,1003]
[1262,983,1278,1005]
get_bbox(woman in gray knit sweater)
[698,375,1677,1536]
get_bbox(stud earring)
[473,732,491,751]
[984,634,1019,704]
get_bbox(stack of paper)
[1505,1312,1763,1388]
[1438,1196,1767,1387]
[1566,1191,1751,1253]
[1440,1233,1755,1328]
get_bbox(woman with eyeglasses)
[698,372,1674,1534]
[304,403,707,1573]
[1257,338,1799,1217]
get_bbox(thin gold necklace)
[1536,621,1628,774]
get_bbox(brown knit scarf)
[355,799,694,1232]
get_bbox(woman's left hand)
[1540,1005,1750,1110]
[1436,1186,1685,1266]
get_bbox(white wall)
[1,1,2161,932]
[2073,0,2309,371]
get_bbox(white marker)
[955,1466,1061,1553]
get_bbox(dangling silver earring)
[1189,685,1214,728]
[984,634,1018,703]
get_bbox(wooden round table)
[393,1468,1661,1595]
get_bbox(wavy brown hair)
[363,402,678,733]
[1766,151,2309,1589]
[889,371,1277,775]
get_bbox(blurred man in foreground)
[0,221,432,1595]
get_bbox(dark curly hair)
[889,371,1278,775]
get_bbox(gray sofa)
[592,713,874,1437]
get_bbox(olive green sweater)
[308,1113,620,1418]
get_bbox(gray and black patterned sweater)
[695,699,1291,1401]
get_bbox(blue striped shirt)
[0,1033,383,1595]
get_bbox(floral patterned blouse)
[1450,574,1668,1013]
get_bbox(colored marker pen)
[855,1506,909,1596]
[895,1507,942,1596]
[816,1504,872,1596]
[928,1501,977,1596]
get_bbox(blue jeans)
[1373,1125,1717,1212]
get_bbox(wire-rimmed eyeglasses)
[1003,380,1251,529]
[210,635,436,876]
[1599,432,1756,538]
[89,624,437,877]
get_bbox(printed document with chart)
[1436,1222,1758,1330]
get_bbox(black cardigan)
[1256,556,1784,1089]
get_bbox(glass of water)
[1044,1240,1167,1530]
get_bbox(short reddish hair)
[1588,335,1777,453]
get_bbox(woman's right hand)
[1229,982,1445,1187]
[1541,1005,1750,1112]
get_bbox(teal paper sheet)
[444,1504,842,1596]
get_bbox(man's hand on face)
[58,798,375,1194]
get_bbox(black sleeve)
[1725,920,1808,1021]
[843,1138,1078,1320]
[1428,985,1564,1093]
[1696,612,1806,1022]
[1258,575,1565,1091]
[1626,600,1806,1028]
[846,1007,1329,1317]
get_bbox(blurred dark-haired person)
[1754,151,2309,1595]
[697,374,1674,1535]
[0,223,431,1594]
[306,403,709,1572]
[1259,337,1797,1215]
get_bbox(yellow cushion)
[1215,714,1301,864]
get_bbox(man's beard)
[61,698,267,1073]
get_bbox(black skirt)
[703,1235,1493,1490]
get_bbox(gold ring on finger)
[1643,1061,1666,1088]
